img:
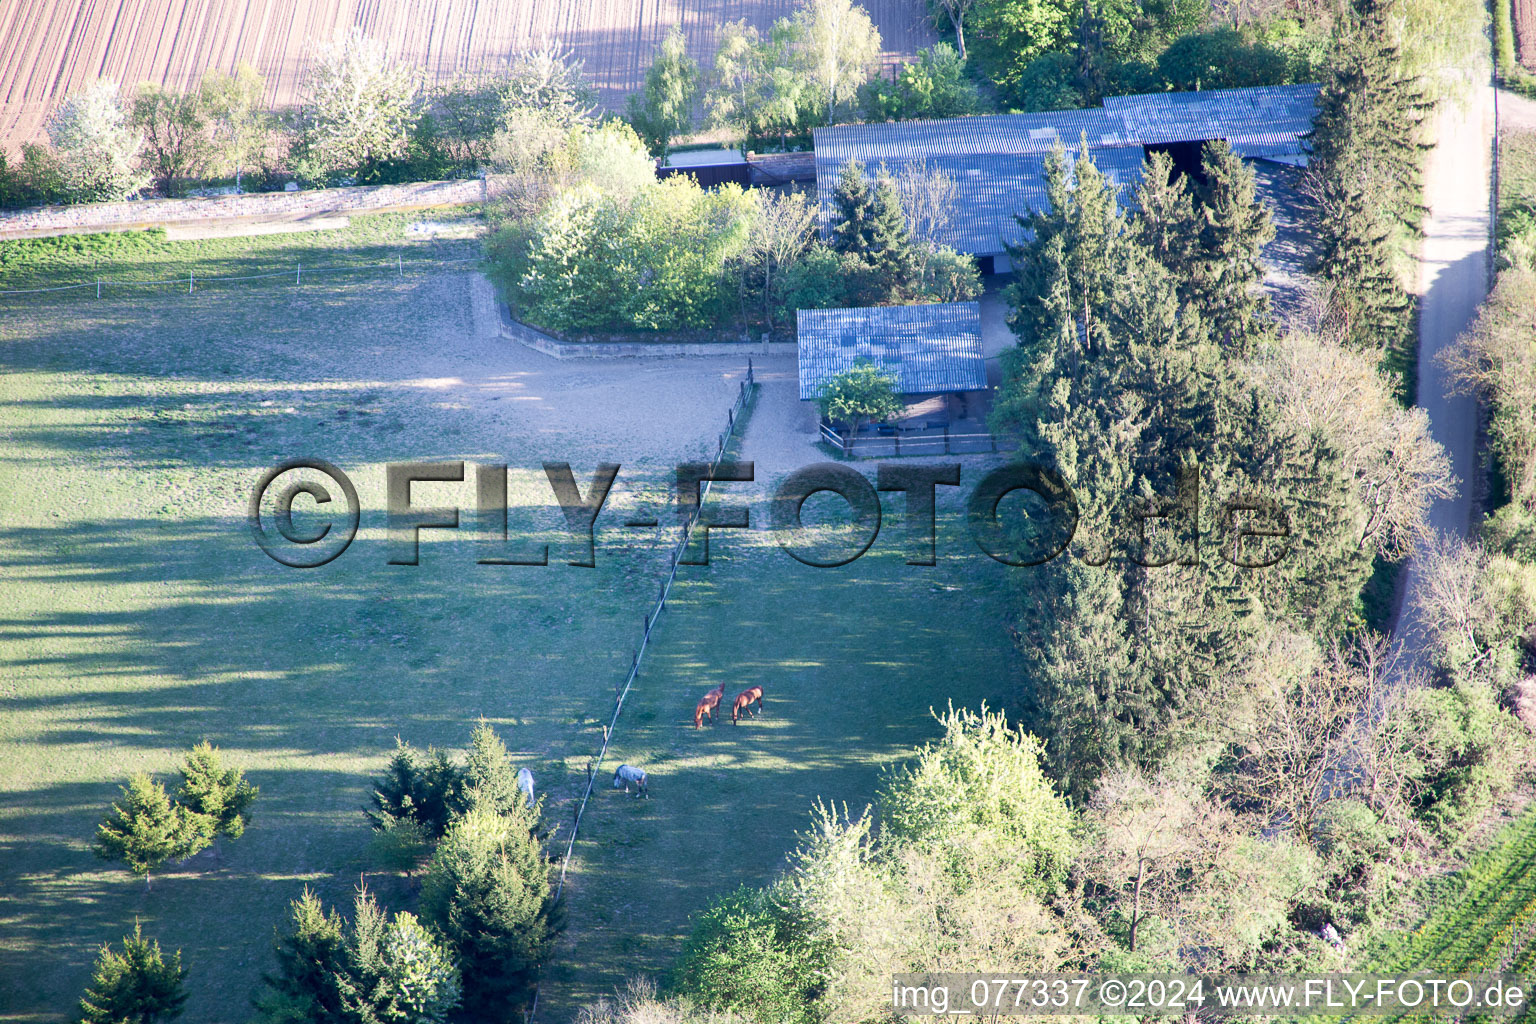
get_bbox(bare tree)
[743,189,817,329]
[1253,330,1454,559]
[1220,632,1400,841]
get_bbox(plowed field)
[0,0,934,153]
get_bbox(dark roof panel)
[812,83,1319,257]
[797,302,987,399]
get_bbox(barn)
[797,301,989,433]
[812,83,1320,274]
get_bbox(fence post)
[944,424,950,454]
[894,432,900,456]
[747,357,754,384]
[398,255,403,278]
[991,434,998,453]
[296,262,301,285]
[96,278,101,299]
[188,273,194,295]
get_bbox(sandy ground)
[1500,87,1536,131]
[1395,84,1494,665]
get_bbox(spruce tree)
[459,720,523,819]
[94,774,205,888]
[830,160,919,303]
[420,805,560,1023]
[255,889,348,1024]
[366,740,463,840]
[176,740,258,842]
[79,923,188,1024]
[1189,141,1275,359]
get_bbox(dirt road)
[1393,83,1493,663]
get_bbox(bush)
[0,144,64,208]
[498,176,755,333]
[1402,683,1531,839]
[672,886,823,1024]
[775,243,850,322]
[859,43,982,121]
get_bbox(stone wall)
[0,177,486,239]
[499,306,795,360]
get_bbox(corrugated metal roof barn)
[812,83,1320,258]
[797,302,988,400]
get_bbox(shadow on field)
[0,512,664,1020]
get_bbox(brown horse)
[694,682,725,728]
[731,686,764,724]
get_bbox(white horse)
[516,767,535,808]
[612,763,648,798]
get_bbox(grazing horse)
[612,763,648,798]
[731,686,765,724]
[516,767,535,808]
[694,682,725,728]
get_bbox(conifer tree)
[830,160,920,303]
[79,922,188,1024]
[1305,0,1428,352]
[94,774,206,888]
[458,720,523,819]
[1308,0,1432,231]
[1131,151,1197,279]
[420,804,560,1022]
[176,740,258,842]
[1190,141,1275,359]
[255,889,348,1024]
[366,740,464,840]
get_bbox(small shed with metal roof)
[797,301,988,428]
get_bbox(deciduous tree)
[46,79,146,202]
[131,85,210,196]
[626,27,700,155]
[199,62,270,191]
[815,361,904,440]
[296,29,422,181]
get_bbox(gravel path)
[1395,83,1494,665]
